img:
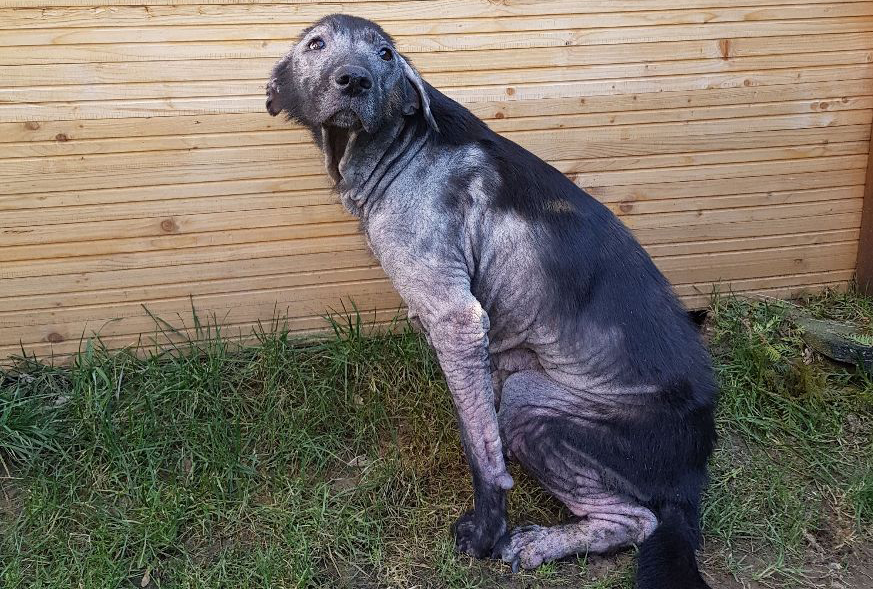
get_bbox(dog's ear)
[398,55,439,133]
[266,78,282,117]
[266,56,293,117]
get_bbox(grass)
[1,289,871,588]
[700,289,873,586]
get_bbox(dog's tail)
[635,503,710,589]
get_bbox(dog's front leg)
[422,298,513,558]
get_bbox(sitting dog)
[266,14,716,588]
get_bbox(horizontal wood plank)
[2,115,868,195]
[5,33,873,88]
[4,102,871,160]
[647,228,860,257]
[2,173,863,229]
[2,265,858,359]
[5,53,873,105]
[2,1,870,30]
[2,189,861,251]
[590,167,868,203]
[0,248,381,302]
[0,227,858,314]
[6,4,873,47]
[0,310,406,360]
[0,285,405,346]
[678,278,852,309]
[4,18,873,65]
[0,240,858,347]
[2,144,864,223]
[4,76,871,123]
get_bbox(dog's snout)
[333,65,373,96]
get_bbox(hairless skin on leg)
[496,370,660,570]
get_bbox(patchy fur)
[266,15,716,588]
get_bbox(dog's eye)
[379,47,393,61]
[308,37,325,51]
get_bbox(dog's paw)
[265,80,282,116]
[492,525,549,572]
[453,510,507,559]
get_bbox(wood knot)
[717,39,731,60]
[55,133,69,142]
[619,202,634,213]
[24,121,40,130]
[160,218,179,233]
[494,111,505,119]
[505,87,515,96]
[46,332,64,343]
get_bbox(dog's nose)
[333,65,373,96]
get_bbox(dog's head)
[266,14,437,136]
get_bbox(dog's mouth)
[325,108,362,130]
[324,94,381,134]
[320,102,382,183]
[321,124,355,185]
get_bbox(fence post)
[858,136,873,295]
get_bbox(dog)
[266,15,716,588]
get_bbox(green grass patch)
[1,289,871,588]
[701,289,872,584]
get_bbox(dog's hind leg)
[493,500,658,571]
[494,370,659,570]
[493,514,655,572]
[496,370,711,587]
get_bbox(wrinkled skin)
[266,15,716,587]
[265,19,402,133]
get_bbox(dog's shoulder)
[423,84,607,221]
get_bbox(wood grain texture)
[1,0,872,359]
[1,1,868,16]
[858,114,873,294]
[6,5,873,46]
[4,77,870,123]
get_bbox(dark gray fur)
[266,15,716,588]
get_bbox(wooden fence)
[1,0,873,359]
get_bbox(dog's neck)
[318,115,429,219]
